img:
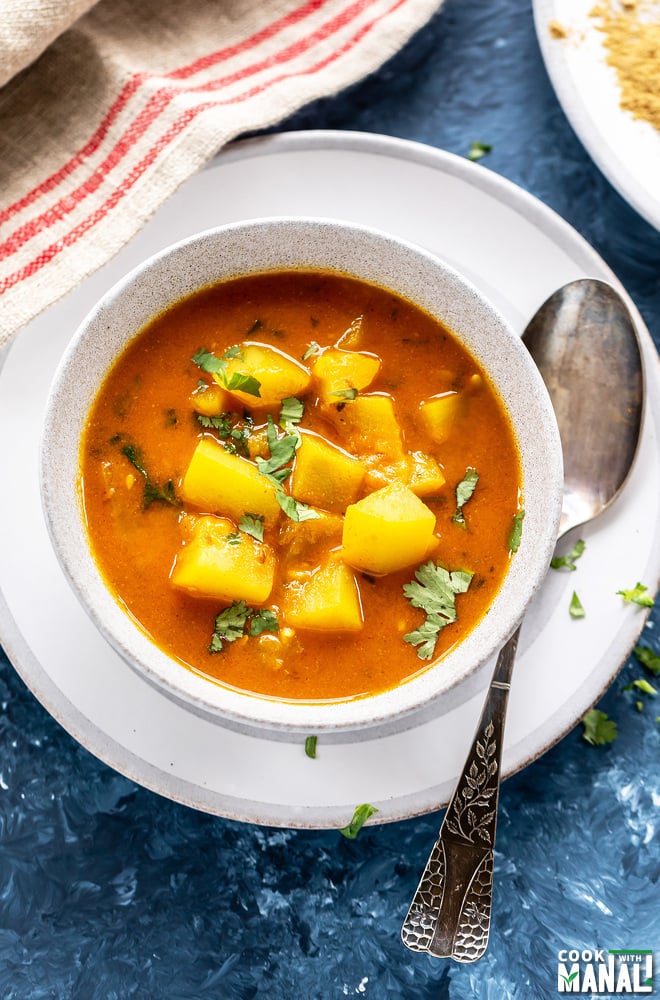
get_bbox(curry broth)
[80,271,521,702]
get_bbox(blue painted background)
[1,0,659,996]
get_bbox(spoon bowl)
[401,277,644,962]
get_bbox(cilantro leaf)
[192,348,227,375]
[632,678,657,697]
[280,396,304,432]
[339,803,378,839]
[209,600,253,652]
[617,582,655,607]
[120,443,180,510]
[276,491,321,522]
[238,513,265,542]
[192,347,261,397]
[248,609,279,637]
[633,644,660,676]
[224,372,261,397]
[508,510,525,552]
[581,708,617,746]
[226,532,242,546]
[468,141,492,162]
[256,415,301,486]
[551,538,586,571]
[452,467,479,525]
[304,735,317,759]
[569,591,585,619]
[332,388,358,400]
[403,562,473,660]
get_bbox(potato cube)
[181,437,280,524]
[284,557,363,631]
[170,515,275,603]
[419,392,461,443]
[327,393,404,459]
[402,452,446,497]
[342,483,436,575]
[279,510,343,564]
[190,382,231,417]
[360,451,446,497]
[290,431,364,513]
[312,348,380,401]
[218,343,311,410]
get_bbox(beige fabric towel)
[0,0,444,345]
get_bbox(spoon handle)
[401,624,520,962]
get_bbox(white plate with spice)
[533,0,660,231]
[0,130,659,828]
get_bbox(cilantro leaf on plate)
[581,708,617,746]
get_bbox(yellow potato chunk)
[328,393,404,459]
[284,557,363,632]
[190,382,231,417]
[279,510,344,564]
[290,431,364,513]
[419,392,461,443]
[181,437,280,525]
[217,343,311,410]
[170,515,275,604]
[342,483,436,575]
[402,452,446,497]
[312,348,380,401]
[361,451,446,497]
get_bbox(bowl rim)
[40,215,563,734]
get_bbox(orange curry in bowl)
[79,270,522,702]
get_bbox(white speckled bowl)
[40,218,563,738]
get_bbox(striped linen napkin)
[0,0,444,346]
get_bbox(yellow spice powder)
[590,1,660,131]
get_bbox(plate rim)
[1,128,658,828]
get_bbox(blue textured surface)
[2,0,660,996]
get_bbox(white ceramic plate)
[533,0,660,231]
[1,131,659,828]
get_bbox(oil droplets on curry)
[80,271,523,702]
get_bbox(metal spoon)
[401,278,644,962]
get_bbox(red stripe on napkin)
[0,0,409,295]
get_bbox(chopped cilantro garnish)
[632,678,657,697]
[468,141,492,162]
[280,396,305,433]
[209,600,253,652]
[224,371,261,396]
[302,342,321,361]
[249,609,279,637]
[569,591,585,619]
[508,509,525,553]
[195,412,252,456]
[633,644,660,676]
[192,347,261,397]
[255,415,298,485]
[226,532,242,546]
[332,387,358,400]
[276,491,321,523]
[581,708,617,746]
[209,601,279,651]
[192,348,226,375]
[403,561,473,660]
[304,736,317,759]
[339,803,378,839]
[452,468,479,525]
[617,582,655,607]
[120,443,180,510]
[238,513,265,542]
[551,539,586,571]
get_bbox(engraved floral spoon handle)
[400,625,519,962]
